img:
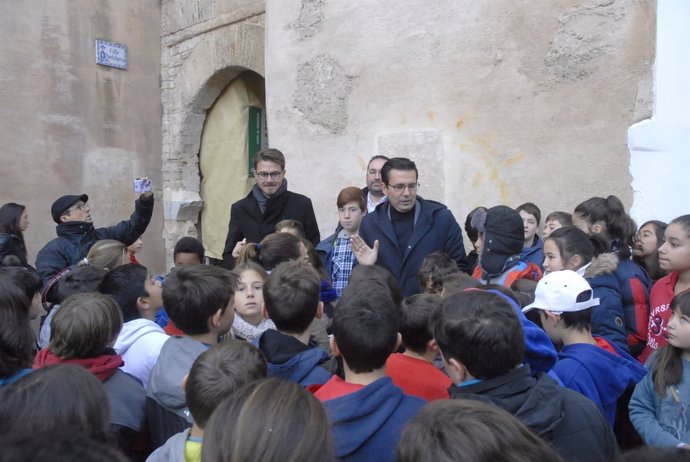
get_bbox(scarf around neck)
[232,314,276,341]
[252,179,288,214]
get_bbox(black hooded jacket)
[449,365,618,462]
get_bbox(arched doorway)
[198,71,266,262]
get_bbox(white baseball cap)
[522,270,600,315]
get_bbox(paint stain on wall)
[427,111,436,123]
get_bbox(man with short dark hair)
[222,148,320,268]
[362,155,389,212]
[36,188,154,293]
[352,157,468,296]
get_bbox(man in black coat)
[35,188,154,294]
[221,149,320,268]
[432,290,618,462]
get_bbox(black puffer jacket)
[449,365,618,462]
[35,195,154,284]
[0,233,31,269]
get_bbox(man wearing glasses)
[352,157,468,296]
[362,155,389,213]
[35,187,155,293]
[222,148,320,268]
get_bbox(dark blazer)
[358,197,468,296]
[222,190,320,268]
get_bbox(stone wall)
[160,0,265,268]
[264,0,656,239]
[0,1,164,271]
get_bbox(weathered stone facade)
[160,0,265,268]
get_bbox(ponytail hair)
[574,195,636,258]
[546,227,596,269]
[652,291,690,396]
[236,233,303,271]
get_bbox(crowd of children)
[2,184,690,461]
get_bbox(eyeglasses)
[254,170,283,181]
[387,183,419,193]
[66,203,89,213]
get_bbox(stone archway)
[160,6,265,269]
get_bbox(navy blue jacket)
[551,341,646,426]
[321,376,425,462]
[615,258,652,356]
[520,235,544,270]
[35,195,154,284]
[584,254,629,353]
[358,197,468,296]
[253,329,331,387]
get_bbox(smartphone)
[133,178,152,193]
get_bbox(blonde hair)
[86,240,127,270]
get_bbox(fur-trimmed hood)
[584,253,619,279]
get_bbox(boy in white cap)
[523,270,646,426]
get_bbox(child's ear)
[544,310,561,326]
[567,254,583,270]
[211,308,223,328]
[591,222,604,234]
[394,333,402,352]
[181,373,189,392]
[329,336,341,357]
[261,303,269,320]
[315,301,324,320]
[136,296,150,314]
[427,338,439,353]
[441,353,471,384]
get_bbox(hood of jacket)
[584,253,619,279]
[114,318,167,356]
[450,365,566,438]
[253,330,330,386]
[147,336,209,411]
[556,343,647,405]
[323,376,425,459]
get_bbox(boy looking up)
[433,289,617,462]
[315,280,425,462]
[386,294,451,401]
[147,265,237,446]
[147,340,267,462]
[522,270,646,426]
[99,264,168,389]
[253,260,332,386]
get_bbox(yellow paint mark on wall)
[503,154,524,166]
[472,171,482,188]
[456,118,465,130]
[427,111,436,123]
[356,155,366,171]
[400,115,407,124]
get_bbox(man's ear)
[60,214,69,223]
[329,336,341,357]
[315,301,324,320]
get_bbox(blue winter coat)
[584,254,630,353]
[551,341,647,426]
[321,376,425,462]
[520,235,544,270]
[35,195,154,284]
[253,329,332,387]
[615,258,652,355]
[358,197,468,296]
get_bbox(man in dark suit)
[222,149,320,268]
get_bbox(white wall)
[629,0,689,224]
